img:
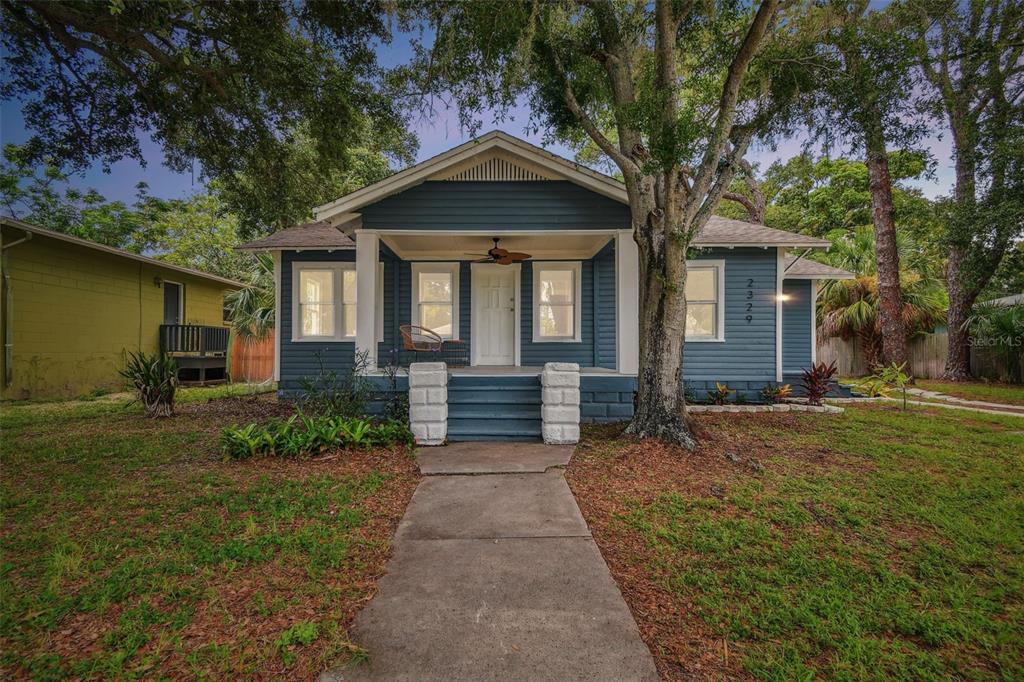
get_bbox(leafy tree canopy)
[0,0,416,236]
[769,153,939,249]
[1,143,165,251]
[2,144,253,280]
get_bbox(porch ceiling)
[379,232,614,260]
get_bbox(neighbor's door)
[473,266,516,365]
[163,282,183,325]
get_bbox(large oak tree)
[412,0,811,446]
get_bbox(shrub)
[379,351,410,422]
[857,362,913,408]
[298,349,375,418]
[120,350,178,417]
[759,382,792,404]
[683,384,698,404]
[221,414,413,460]
[370,419,416,448]
[734,392,748,405]
[220,423,275,459]
[706,382,732,405]
[800,360,838,406]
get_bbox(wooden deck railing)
[159,324,230,356]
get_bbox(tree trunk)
[940,101,990,382]
[943,247,975,380]
[625,187,697,449]
[863,125,908,369]
[859,327,883,373]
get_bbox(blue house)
[240,132,852,442]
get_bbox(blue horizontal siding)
[278,244,785,401]
[682,248,778,382]
[580,375,635,423]
[280,250,356,391]
[594,243,617,369]
[360,181,631,230]
[782,280,813,373]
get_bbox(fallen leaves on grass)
[2,394,421,681]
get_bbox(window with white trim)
[685,261,725,341]
[412,263,459,339]
[533,262,582,342]
[293,263,357,341]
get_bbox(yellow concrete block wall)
[1,230,234,400]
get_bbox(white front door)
[473,265,517,365]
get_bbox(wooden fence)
[229,332,275,383]
[818,331,1023,381]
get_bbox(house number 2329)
[745,278,754,322]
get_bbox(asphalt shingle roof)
[694,216,831,247]
[236,221,355,251]
[783,256,854,279]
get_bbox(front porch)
[348,229,640,376]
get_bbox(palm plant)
[965,302,1024,382]
[817,226,947,370]
[120,350,178,417]
[225,253,275,340]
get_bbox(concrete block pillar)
[541,362,580,444]
[409,362,447,445]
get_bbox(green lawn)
[568,405,1024,680]
[915,379,1024,406]
[0,389,419,679]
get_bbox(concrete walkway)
[321,443,658,681]
[905,387,1024,414]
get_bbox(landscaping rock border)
[688,403,844,414]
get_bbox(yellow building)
[1,217,243,400]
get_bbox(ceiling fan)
[467,238,531,265]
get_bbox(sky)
[0,37,958,207]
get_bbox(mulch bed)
[565,416,838,681]
[178,392,297,421]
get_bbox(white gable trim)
[313,131,627,224]
[435,151,558,181]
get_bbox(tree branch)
[551,51,639,175]
[688,0,780,204]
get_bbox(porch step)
[447,419,543,440]
[447,389,541,405]
[448,404,542,419]
[446,374,542,442]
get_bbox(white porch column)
[811,279,819,365]
[355,231,379,370]
[615,229,640,375]
[776,247,785,381]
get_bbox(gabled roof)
[313,130,627,222]
[1,217,244,287]
[783,255,855,280]
[237,220,355,251]
[307,130,831,250]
